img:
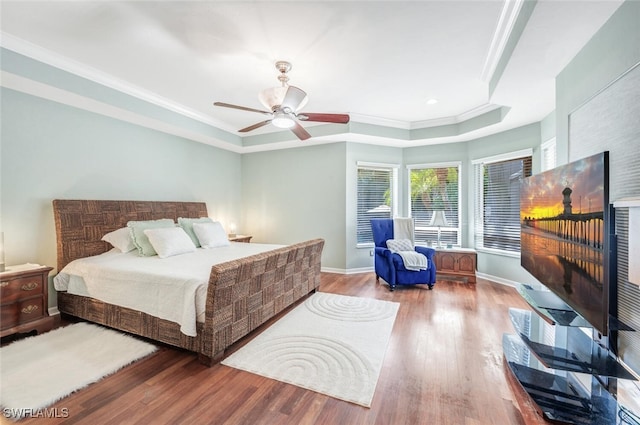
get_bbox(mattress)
[54,242,284,336]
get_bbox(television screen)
[520,152,610,334]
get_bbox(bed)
[52,199,324,365]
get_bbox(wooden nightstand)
[1,264,55,338]
[229,235,252,243]
[433,248,477,283]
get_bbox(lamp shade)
[258,86,287,111]
[429,210,448,227]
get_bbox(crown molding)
[0,32,237,134]
[480,0,525,83]
[1,70,244,153]
[347,113,411,129]
[411,103,503,129]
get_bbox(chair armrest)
[415,245,435,260]
[374,246,391,256]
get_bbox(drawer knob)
[0,281,8,287]
[21,305,39,314]
[21,282,39,291]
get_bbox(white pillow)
[101,227,136,253]
[128,219,176,256]
[177,217,214,248]
[193,221,230,248]
[386,239,414,252]
[143,227,196,258]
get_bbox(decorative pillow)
[192,221,230,248]
[127,219,176,256]
[143,227,196,258]
[386,239,414,252]
[101,227,135,252]
[177,217,214,247]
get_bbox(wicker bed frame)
[52,199,324,365]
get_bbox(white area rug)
[0,322,157,419]
[222,292,399,407]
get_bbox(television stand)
[504,334,625,424]
[504,284,639,424]
[509,308,636,379]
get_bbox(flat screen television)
[520,151,612,335]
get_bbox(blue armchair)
[370,218,436,291]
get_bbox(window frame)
[407,161,462,247]
[472,148,533,257]
[356,161,399,247]
[541,137,557,171]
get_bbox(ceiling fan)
[214,61,350,140]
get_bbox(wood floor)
[2,273,548,425]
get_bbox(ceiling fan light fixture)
[259,86,308,112]
[258,86,287,110]
[271,111,296,129]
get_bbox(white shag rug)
[222,292,399,407]
[0,322,157,419]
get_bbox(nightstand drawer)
[0,274,46,303]
[1,296,46,328]
[1,265,53,337]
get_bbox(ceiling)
[0,1,624,150]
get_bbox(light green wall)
[1,88,242,306]
[241,143,347,269]
[556,0,640,165]
[540,110,556,144]
[1,48,241,147]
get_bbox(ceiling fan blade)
[213,102,272,115]
[297,113,350,124]
[290,121,311,140]
[238,120,272,132]
[281,86,308,112]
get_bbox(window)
[473,149,532,254]
[541,138,557,171]
[408,162,461,246]
[356,162,398,245]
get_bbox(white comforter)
[54,242,284,337]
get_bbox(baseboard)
[476,271,519,287]
[323,267,519,286]
[48,306,60,316]
[321,267,374,275]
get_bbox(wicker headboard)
[52,199,208,271]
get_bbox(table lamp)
[429,211,448,248]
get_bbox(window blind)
[542,138,557,171]
[356,166,395,244]
[474,154,532,253]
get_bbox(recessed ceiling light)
[426,98,438,105]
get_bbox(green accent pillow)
[177,217,214,247]
[127,219,176,256]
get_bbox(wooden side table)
[1,264,55,337]
[433,248,477,283]
[229,235,252,243]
